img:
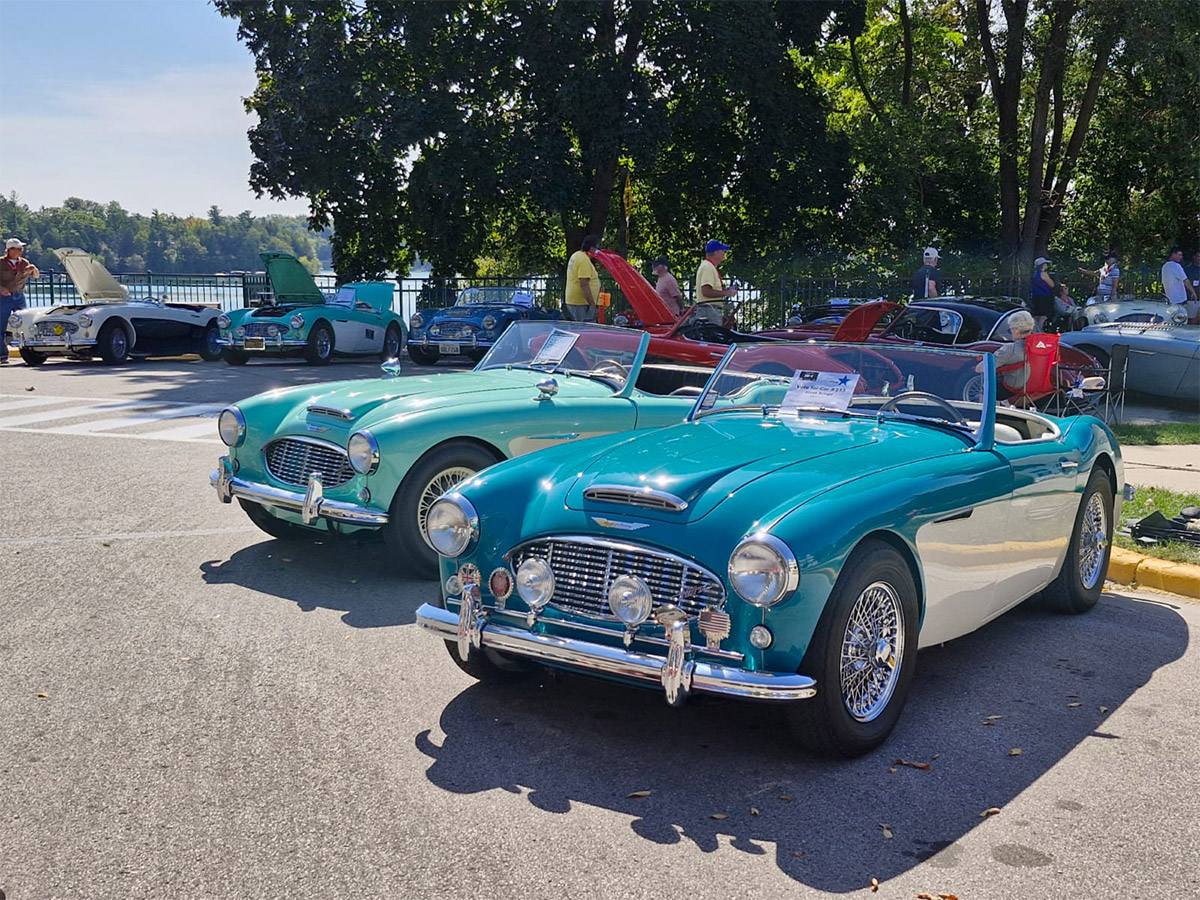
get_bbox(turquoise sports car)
[216,252,406,365]
[212,322,707,577]
[416,342,1127,757]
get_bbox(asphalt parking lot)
[1,356,1198,900]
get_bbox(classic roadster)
[216,252,406,365]
[7,248,223,365]
[407,285,561,365]
[212,322,706,577]
[416,342,1126,757]
[1061,323,1200,403]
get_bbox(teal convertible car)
[416,342,1127,757]
[212,322,708,576]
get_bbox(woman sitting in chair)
[976,310,1036,403]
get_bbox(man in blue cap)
[694,240,737,323]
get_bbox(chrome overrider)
[211,455,388,526]
[416,589,818,705]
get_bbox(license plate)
[244,337,266,350]
[439,343,461,355]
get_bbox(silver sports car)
[1060,323,1199,403]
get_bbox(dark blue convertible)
[407,285,561,365]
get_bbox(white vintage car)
[7,248,223,366]
[1075,295,1189,328]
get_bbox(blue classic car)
[217,252,407,365]
[407,285,561,365]
[416,342,1126,757]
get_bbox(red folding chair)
[996,333,1060,408]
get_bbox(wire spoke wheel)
[839,581,904,722]
[417,466,477,549]
[1077,491,1110,590]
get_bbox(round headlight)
[217,407,246,447]
[77,313,93,328]
[347,431,380,474]
[267,324,280,337]
[290,314,304,330]
[728,534,799,608]
[607,574,653,626]
[216,314,231,329]
[234,326,246,338]
[1093,312,1108,324]
[429,324,441,335]
[425,494,477,558]
[410,313,424,330]
[482,315,498,331]
[1171,308,1187,324]
[516,557,555,609]
[7,313,21,328]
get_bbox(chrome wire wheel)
[1078,491,1110,590]
[417,466,476,549]
[110,327,128,357]
[840,581,905,723]
[315,329,332,358]
[384,327,401,357]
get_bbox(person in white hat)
[2,238,40,364]
[911,247,941,299]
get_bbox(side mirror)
[380,357,403,378]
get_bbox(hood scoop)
[583,484,689,512]
[307,405,355,420]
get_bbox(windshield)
[691,343,992,440]
[885,307,969,344]
[476,321,648,389]
[455,285,534,307]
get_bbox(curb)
[1107,546,1200,600]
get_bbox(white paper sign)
[779,370,860,414]
[531,328,580,367]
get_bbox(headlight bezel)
[1170,308,1188,324]
[289,313,305,330]
[217,406,247,447]
[410,313,424,330]
[347,431,380,475]
[516,556,555,610]
[728,532,799,608]
[77,313,93,328]
[1093,312,1108,324]
[425,493,478,558]
[481,314,498,331]
[216,314,231,330]
[607,573,653,626]
[7,313,21,329]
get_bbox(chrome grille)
[37,321,79,336]
[509,537,725,620]
[432,323,473,339]
[244,322,283,337]
[263,438,354,488]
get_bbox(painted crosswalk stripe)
[52,403,225,434]
[0,397,80,413]
[0,400,155,427]
[139,420,222,441]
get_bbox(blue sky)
[1,0,309,218]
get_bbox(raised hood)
[261,251,326,305]
[54,248,129,303]
[565,415,968,523]
[592,249,677,326]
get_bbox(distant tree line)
[0,194,331,274]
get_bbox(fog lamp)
[749,625,774,649]
[516,557,554,610]
[607,574,653,626]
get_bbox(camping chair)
[1072,343,1129,423]
[996,333,1060,409]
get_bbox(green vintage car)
[216,252,406,365]
[416,342,1128,757]
[211,322,711,577]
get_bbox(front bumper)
[210,457,388,527]
[416,599,818,704]
[16,334,97,352]
[414,335,495,350]
[217,337,307,350]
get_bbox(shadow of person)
[413,591,1187,889]
[199,537,427,628]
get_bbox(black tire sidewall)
[407,344,438,366]
[222,349,249,366]
[19,348,47,366]
[381,324,403,360]
[98,321,130,365]
[305,322,334,365]
[237,498,313,540]
[1045,469,1114,613]
[199,323,223,361]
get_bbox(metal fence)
[19,267,1168,332]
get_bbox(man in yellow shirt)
[565,235,601,322]
[694,240,736,323]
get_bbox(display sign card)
[779,370,860,414]
[531,328,580,366]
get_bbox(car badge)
[591,517,650,531]
[306,424,330,433]
[698,609,731,650]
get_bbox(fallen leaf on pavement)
[1009,748,1023,756]
[980,807,1002,818]
[1067,702,1082,708]
[779,795,794,801]
[349,579,358,584]
[881,826,893,840]
[888,767,898,774]
[626,790,652,798]
[1099,706,1109,713]
[35,693,48,699]
[25,386,35,391]
[281,558,293,563]
[931,753,941,760]
[870,877,880,892]
[793,850,806,858]
[895,758,932,770]
[709,813,728,820]
[750,807,760,816]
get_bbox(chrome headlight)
[728,533,799,608]
[217,407,246,447]
[516,556,554,610]
[77,313,93,328]
[1093,312,1108,324]
[289,313,304,330]
[482,315,498,331]
[410,313,424,330]
[425,494,478,558]
[347,431,380,475]
[607,574,653,626]
[1170,308,1188,324]
[429,324,441,335]
[234,326,246,338]
[7,313,21,328]
[216,314,231,329]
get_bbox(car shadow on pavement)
[414,591,1188,891]
[199,537,429,628]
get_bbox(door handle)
[1059,459,1079,472]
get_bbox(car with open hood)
[7,248,223,365]
[416,341,1126,758]
[211,321,708,577]
[215,252,406,365]
[407,285,561,365]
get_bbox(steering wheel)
[877,390,967,425]
[591,360,630,384]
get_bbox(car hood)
[53,248,129,302]
[261,251,326,305]
[563,413,970,524]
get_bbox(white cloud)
[0,64,310,218]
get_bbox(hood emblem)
[591,517,650,531]
[306,424,330,433]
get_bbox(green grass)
[1112,423,1200,445]
[1116,484,1200,566]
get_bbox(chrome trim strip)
[219,340,308,349]
[209,469,388,526]
[584,483,689,511]
[15,338,99,349]
[417,602,816,702]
